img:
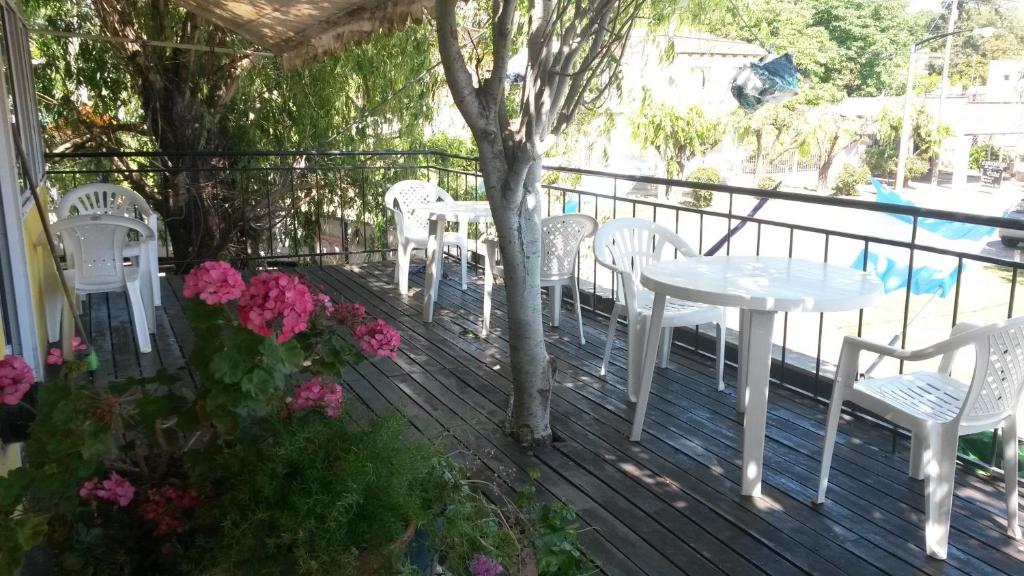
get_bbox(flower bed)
[0,262,593,575]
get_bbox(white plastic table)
[636,256,883,497]
[412,201,493,322]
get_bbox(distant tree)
[631,97,724,178]
[806,113,869,194]
[678,0,920,96]
[731,103,810,184]
[864,106,952,182]
[943,0,1024,88]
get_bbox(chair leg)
[909,430,928,480]
[658,326,671,368]
[1003,418,1021,539]
[550,284,562,327]
[459,243,468,290]
[627,318,644,402]
[396,243,411,295]
[126,283,152,354]
[924,424,960,559]
[571,278,585,345]
[715,317,726,391]
[601,304,621,376]
[482,244,496,338]
[815,380,846,504]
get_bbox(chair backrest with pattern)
[541,214,597,282]
[593,218,698,309]
[962,316,1024,427]
[50,215,154,293]
[384,180,449,240]
[59,183,153,220]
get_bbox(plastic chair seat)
[853,372,967,424]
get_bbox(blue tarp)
[851,180,996,296]
[871,179,996,241]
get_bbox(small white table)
[637,256,883,497]
[412,201,493,322]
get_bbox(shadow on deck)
[84,259,1024,576]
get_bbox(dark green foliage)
[864,107,951,180]
[686,167,722,209]
[187,415,449,575]
[831,164,870,197]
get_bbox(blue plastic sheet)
[730,53,799,111]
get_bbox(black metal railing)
[46,149,1024,475]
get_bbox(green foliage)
[832,164,870,197]
[864,106,952,180]
[2,267,594,575]
[685,167,721,209]
[970,142,1007,170]
[756,176,780,190]
[679,0,921,96]
[632,98,724,178]
[947,0,1024,88]
[186,415,449,575]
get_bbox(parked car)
[999,200,1024,247]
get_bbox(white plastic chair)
[815,318,1024,559]
[56,184,159,339]
[384,180,468,295]
[45,215,155,354]
[481,214,598,341]
[594,218,726,403]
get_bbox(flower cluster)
[354,319,401,360]
[183,261,246,305]
[313,292,335,316]
[139,485,199,535]
[333,302,366,327]
[237,272,315,343]
[287,376,344,418]
[80,471,135,508]
[469,555,505,576]
[0,354,34,406]
[46,337,89,366]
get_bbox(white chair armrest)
[843,327,984,364]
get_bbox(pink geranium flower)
[183,261,246,305]
[72,336,88,351]
[287,376,344,419]
[80,471,135,507]
[333,302,366,327]
[0,355,34,405]
[354,319,400,360]
[469,555,505,576]
[237,272,315,343]
[46,348,64,366]
[313,292,335,316]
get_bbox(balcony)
[47,151,1024,575]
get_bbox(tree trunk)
[483,153,554,445]
[817,157,833,194]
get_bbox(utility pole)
[932,0,960,187]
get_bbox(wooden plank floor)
[85,262,1024,576]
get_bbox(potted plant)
[0,262,593,575]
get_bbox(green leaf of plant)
[278,339,305,372]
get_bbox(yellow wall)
[22,186,60,367]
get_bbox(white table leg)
[140,250,156,334]
[737,308,751,413]
[422,215,445,322]
[741,309,776,497]
[631,293,667,441]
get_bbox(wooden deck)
[84,260,1024,576]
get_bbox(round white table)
[410,201,493,322]
[637,256,883,497]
